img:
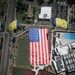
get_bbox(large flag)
[8,20,20,31]
[28,28,50,66]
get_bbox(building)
[39,6,51,19]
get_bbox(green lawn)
[15,38,31,69]
[16,12,34,24]
[16,6,36,24]
[16,12,26,23]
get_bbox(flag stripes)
[29,29,50,66]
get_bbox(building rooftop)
[39,6,51,19]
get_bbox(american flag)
[28,28,50,66]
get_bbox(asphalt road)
[0,32,4,37]
[14,23,54,37]
[0,33,10,75]
[5,0,16,31]
[0,0,16,75]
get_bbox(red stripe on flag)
[40,29,43,64]
[36,42,40,65]
[32,42,35,65]
[42,29,46,64]
[44,29,47,64]
[33,42,36,66]
[29,42,32,65]
[36,42,39,65]
[38,42,40,64]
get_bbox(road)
[14,29,28,38]
[0,0,16,75]
[0,33,10,75]
[14,21,75,38]
[14,23,54,37]
[0,32,4,37]
[5,0,16,31]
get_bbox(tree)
[24,3,28,11]
[22,16,25,20]
[33,7,36,15]
[16,1,23,12]
[1,22,5,31]
[48,0,54,4]
[16,1,28,13]
[37,0,44,5]
[12,38,16,43]
[26,0,34,1]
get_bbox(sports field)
[15,38,31,69]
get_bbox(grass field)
[16,12,26,23]
[15,38,31,69]
[16,6,36,24]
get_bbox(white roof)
[39,6,51,19]
[57,46,68,55]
